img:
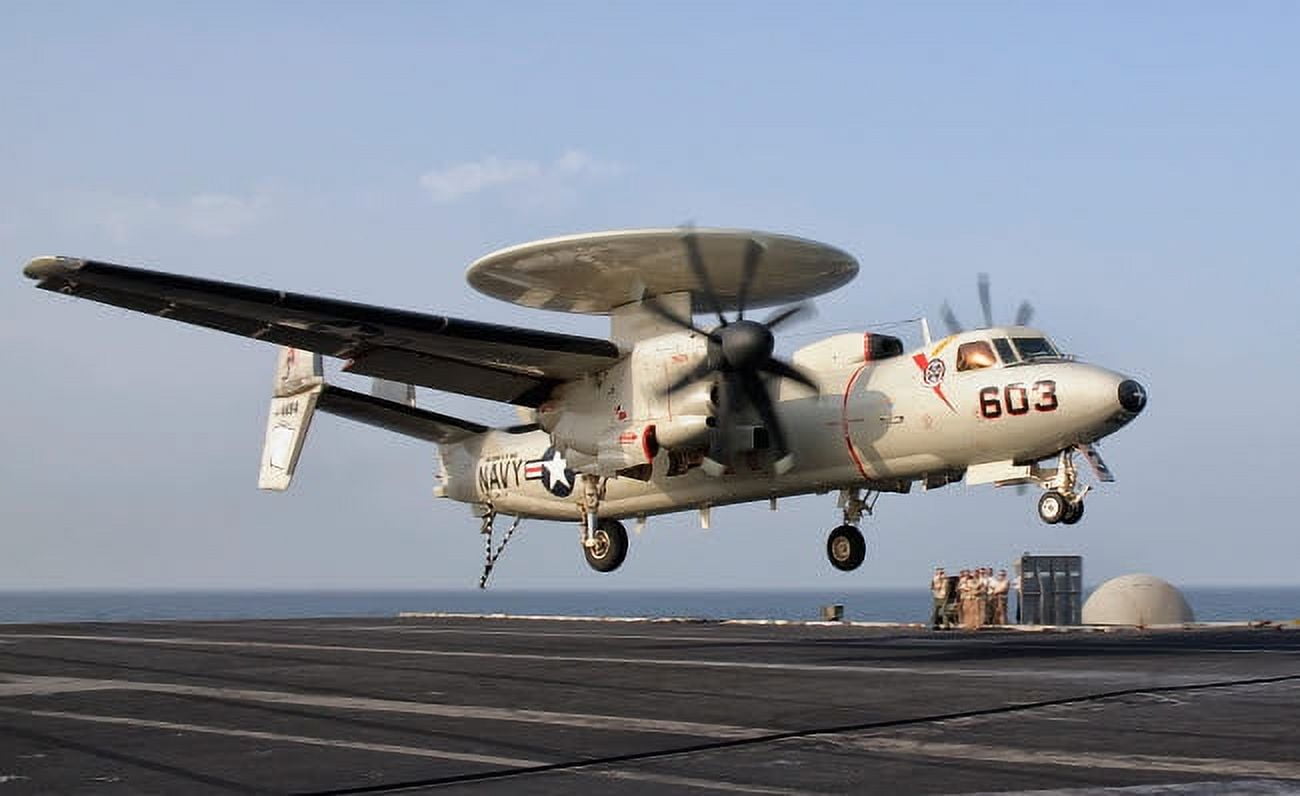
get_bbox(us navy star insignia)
[524,447,575,497]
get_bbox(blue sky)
[2,2,1297,590]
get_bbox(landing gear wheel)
[1061,499,1085,525]
[583,519,628,573]
[1038,491,1068,525]
[826,524,866,571]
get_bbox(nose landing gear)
[1035,449,1090,525]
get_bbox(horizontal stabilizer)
[318,385,487,444]
[371,378,415,406]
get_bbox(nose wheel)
[1032,449,1093,525]
[1038,491,1085,525]
[827,524,866,571]
[1038,491,1067,524]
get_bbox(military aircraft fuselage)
[442,325,1145,521]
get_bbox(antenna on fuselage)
[920,316,932,347]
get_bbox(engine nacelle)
[647,415,710,452]
[792,332,904,374]
[664,379,716,417]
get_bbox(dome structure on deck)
[1082,574,1195,626]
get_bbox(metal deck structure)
[1,616,1297,794]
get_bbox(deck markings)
[0,705,809,795]
[0,674,772,738]
[966,781,1300,795]
[829,736,1300,780]
[0,632,1235,683]
[309,625,784,644]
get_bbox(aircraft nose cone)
[1118,379,1147,414]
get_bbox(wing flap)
[343,348,553,406]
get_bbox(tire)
[1038,491,1067,525]
[1061,499,1085,525]
[583,519,628,573]
[826,524,866,572]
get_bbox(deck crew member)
[959,570,978,630]
[983,567,997,625]
[931,568,950,629]
[992,569,1010,625]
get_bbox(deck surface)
[0,616,1297,794]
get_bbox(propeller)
[938,273,1035,334]
[939,273,1038,495]
[646,230,817,476]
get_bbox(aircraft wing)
[23,256,622,406]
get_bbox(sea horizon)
[1,585,1296,625]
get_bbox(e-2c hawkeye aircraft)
[22,228,1147,582]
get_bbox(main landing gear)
[578,474,629,573]
[827,525,866,571]
[1036,449,1088,526]
[825,488,877,571]
[584,519,629,572]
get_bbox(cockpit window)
[957,340,998,371]
[993,338,1018,364]
[1012,337,1060,361]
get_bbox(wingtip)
[23,255,83,281]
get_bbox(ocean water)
[1,587,1297,625]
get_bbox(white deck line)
[0,633,1251,682]
[829,736,1300,780]
[0,674,773,738]
[0,705,808,794]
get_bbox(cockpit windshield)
[1012,336,1060,361]
[957,341,998,371]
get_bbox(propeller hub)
[718,320,774,370]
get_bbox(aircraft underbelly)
[488,458,874,522]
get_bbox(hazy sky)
[3,2,1297,590]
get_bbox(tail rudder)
[257,347,489,492]
[258,348,325,490]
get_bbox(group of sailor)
[930,566,1011,630]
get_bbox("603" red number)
[979,381,1058,418]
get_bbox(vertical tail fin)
[258,347,325,491]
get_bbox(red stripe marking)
[641,425,658,463]
[912,353,956,413]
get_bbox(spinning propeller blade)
[978,272,993,329]
[640,294,717,339]
[662,357,718,396]
[940,302,963,336]
[1014,300,1035,327]
[735,238,765,321]
[682,229,727,327]
[657,228,817,474]
[940,275,1036,334]
[759,356,819,392]
[764,301,814,331]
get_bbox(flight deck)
[0,616,1297,794]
